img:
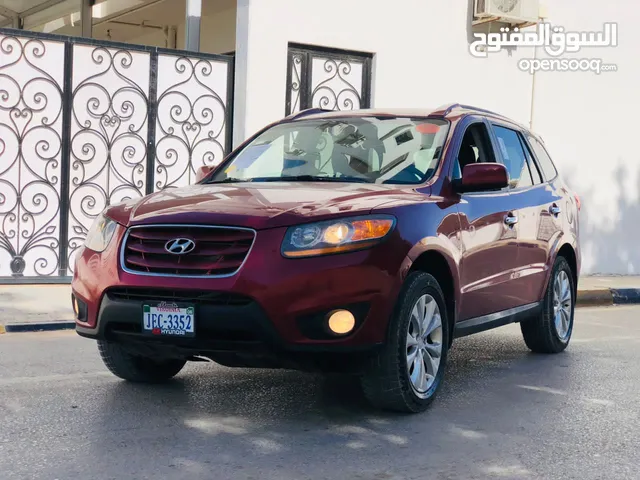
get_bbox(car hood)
[105,182,426,230]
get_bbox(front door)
[454,119,521,321]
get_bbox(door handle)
[549,204,561,216]
[504,213,518,227]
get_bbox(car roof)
[285,103,532,133]
[285,108,439,119]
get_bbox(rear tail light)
[574,193,581,211]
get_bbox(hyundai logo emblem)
[164,238,196,255]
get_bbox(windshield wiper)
[252,175,374,184]
[206,175,374,184]
[205,177,252,184]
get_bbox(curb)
[611,288,640,305]
[576,289,614,307]
[576,288,640,307]
[0,321,76,333]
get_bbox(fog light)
[71,294,87,321]
[327,310,356,335]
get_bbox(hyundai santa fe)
[72,103,581,412]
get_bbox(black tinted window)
[493,125,533,188]
[453,123,496,180]
[527,135,558,181]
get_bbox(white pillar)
[234,0,289,147]
[81,0,93,37]
[185,0,202,52]
[232,0,250,147]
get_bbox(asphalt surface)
[1,306,639,480]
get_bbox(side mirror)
[195,165,216,183]
[457,163,509,193]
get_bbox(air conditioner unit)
[474,0,540,24]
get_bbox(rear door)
[488,122,563,305]
[523,134,570,298]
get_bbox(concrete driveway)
[0,305,638,480]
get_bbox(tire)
[521,256,575,354]
[98,340,186,383]
[360,272,450,413]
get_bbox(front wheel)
[521,256,575,353]
[360,272,450,413]
[98,340,186,383]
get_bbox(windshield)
[207,117,450,185]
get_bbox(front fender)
[376,199,463,321]
[400,235,462,309]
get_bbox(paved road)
[1,306,639,480]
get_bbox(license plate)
[143,302,195,337]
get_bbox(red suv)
[72,104,581,412]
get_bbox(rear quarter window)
[526,135,558,181]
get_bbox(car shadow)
[78,327,580,479]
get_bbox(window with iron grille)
[285,43,373,116]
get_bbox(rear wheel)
[98,340,186,383]
[521,256,575,353]
[360,272,449,413]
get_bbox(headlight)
[84,213,117,252]
[282,215,395,258]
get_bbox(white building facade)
[0,0,637,280]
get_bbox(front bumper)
[72,223,408,356]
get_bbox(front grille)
[122,225,255,276]
[107,287,253,307]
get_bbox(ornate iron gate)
[285,43,372,116]
[0,28,234,283]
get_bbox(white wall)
[530,0,640,274]
[234,0,534,144]
[234,0,639,275]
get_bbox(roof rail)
[441,103,461,116]
[287,108,334,120]
[433,103,507,118]
[457,104,506,117]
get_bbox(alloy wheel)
[553,270,572,340]
[406,294,443,397]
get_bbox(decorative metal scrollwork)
[286,47,371,116]
[0,30,233,281]
[154,54,229,190]
[288,53,303,114]
[67,45,150,272]
[311,57,364,111]
[0,35,64,277]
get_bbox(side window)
[519,136,543,184]
[492,125,534,189]
[527,135,558,181]
[452,123,496,180]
